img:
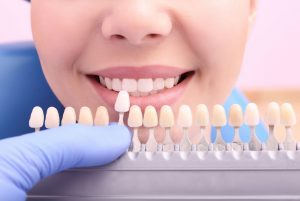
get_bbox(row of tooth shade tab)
[29,91,297,152]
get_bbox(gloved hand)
[0,124,131,201]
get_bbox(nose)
[101,1,172,46]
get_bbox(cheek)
[181,4,250,102]
[31,3,98,76]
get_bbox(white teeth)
[122,79,137,92]
[164,78,175,89]
[137,79,153,93]
[99,76,105,86]
[174,76,180,85]
[99,75,182,96]
[112,78,122,91]
[104,77,112,90]
[153,78,165,91]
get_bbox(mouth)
[86,65,195,109]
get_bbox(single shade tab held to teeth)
[115,91,130,125]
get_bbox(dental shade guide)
[144,106,159,152]
[195,104,210,151]
[281,103,297,150]
[114,90,130,125]
[212,104,227,151]
[29,106,44,132]
[245,103,262,151]
[266,102,280,151]
[159,105,175,152]
[177,105,193,152]
[28,91,300,200]
[229,104,244,151]
[128,105,143,152]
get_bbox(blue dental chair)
[0,42,267,141]
[0,42,63,139]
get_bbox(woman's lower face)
[31,0,254,141]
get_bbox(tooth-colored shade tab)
[29,106,44,128]
[45,107,60,128]
[229,104,243,127]
[104,77,112,90]
[212,104,226,127]
[159,105,175,128]
[281,103,296,126]
[94,106,109,126]
[153,78,165,90]
[164,78,175,89]
[138,79,154,92]
[114,91,130,113]
[112,78,122,91]
[128,105,143,128]
[177,105,193,128]
[244,103,260,126]
[122,79,137,92]
[195,104,209,127]
[143,106,158,128]
[78,107,94,125]
[266,102,280,126]
[61,107,76,125]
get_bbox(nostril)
[148,34,159,39]
[111,34,126,40]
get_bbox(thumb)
[0,124,131,193]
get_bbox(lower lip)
[88,76,193,110]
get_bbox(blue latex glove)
[0,124,131,201]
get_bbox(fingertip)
[108,124,132,144]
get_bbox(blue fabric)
[0,42,267,141]
[0,42,63,139]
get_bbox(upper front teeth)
[99,76,180,95]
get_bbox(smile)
[87,65,195,109]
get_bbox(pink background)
[0,0,299,90]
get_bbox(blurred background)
[0,0,300,137]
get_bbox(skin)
[31,0,256,142]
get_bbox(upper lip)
[89,65,194,79]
